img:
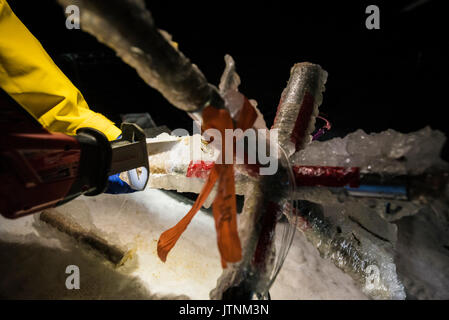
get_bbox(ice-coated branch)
[57,0,224,113]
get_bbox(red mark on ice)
[293,165,360,188]
[186,160,215,179]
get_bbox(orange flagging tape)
[157,165,219,262]
[157,99,257,267]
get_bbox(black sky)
[6,0,448,149]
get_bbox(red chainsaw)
[0,89,149,219]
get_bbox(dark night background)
[6,0,449,157]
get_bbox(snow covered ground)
[0,189,366,299]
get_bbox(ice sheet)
[292,127,447,175]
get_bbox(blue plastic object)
[105,173,136,194]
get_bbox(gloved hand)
[105,173,136,194]
[105,167,149,194]
[104,135,148,194]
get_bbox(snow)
[0,189,366,299]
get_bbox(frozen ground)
[0,189,366,300]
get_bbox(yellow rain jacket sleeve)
[0,0,121,140]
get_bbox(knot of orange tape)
[157,98,257,268]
